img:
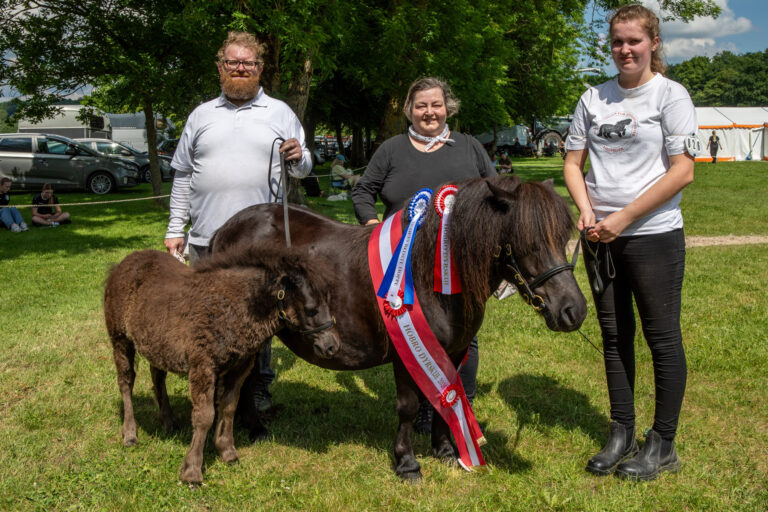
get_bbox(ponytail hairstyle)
[609,4,665,75]
[42,183,54,204]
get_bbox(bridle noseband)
[276,289,336,336]
[495,237,580,313]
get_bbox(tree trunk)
[286,57,313,123]
[335,120,344,159]
[143,99,165,206]
[364,125,372,160]
[351,125,363,167]
[375,96,406,148]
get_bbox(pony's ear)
[485,181,515,212]
[541,178,555,191]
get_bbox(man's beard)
[220,73,260,101]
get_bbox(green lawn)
[1,159,766,511]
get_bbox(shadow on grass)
[1,185,169,259]
[119,347,542,477]
[497,373,607,443]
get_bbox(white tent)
[695,107,768,162]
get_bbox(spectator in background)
[331,154,361,188]
[707,130,722,163]
[498,151,514,173]
[31,183,70,227]
[528,138,538,158]
[0,177,28,232]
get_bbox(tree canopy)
[666,50,768,107]
[0,0,722,169]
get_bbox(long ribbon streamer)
[368,211,486,471]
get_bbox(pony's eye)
[305,308,318,318]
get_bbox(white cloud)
[663,38,740,59]
[641,0,754,60]
[656,0,752,39]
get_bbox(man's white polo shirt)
[167,88,311,246]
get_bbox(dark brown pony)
[104,246,339,485]
[211,176,587,480]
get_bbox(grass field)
[1,158,767,511]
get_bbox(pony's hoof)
[221,449,239,465]
[432,442,457,462]
[248,424,269,442]
[398,470,423,483]
[395,454,422,482]
[160,417,179,433]
[123,436,138,447]
[180,466,203,486]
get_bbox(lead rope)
[575,228,604,357]
[279,150,291,248]
[266,136,292,248]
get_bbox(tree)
[666,50,768,106]
[0,0,225,199]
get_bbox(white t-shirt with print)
[566,74,697,236]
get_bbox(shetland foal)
[104,247,338,485]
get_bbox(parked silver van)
[0,133,140,194]
[75,138,174,183]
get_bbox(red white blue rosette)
[378,189,433,307]
[433,184,461,294]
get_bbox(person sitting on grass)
[0,177,29,232]
[31,183,70,227]
[498,151,514,173]
[331,154,360,189]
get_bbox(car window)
[96,142,123,155]
[42,139,70,155]
[0,137,33,152]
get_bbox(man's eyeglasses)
[222,60,262,71]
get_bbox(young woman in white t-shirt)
[563,5,696,481]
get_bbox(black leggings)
[585,229,687,440]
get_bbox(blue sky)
[658,0,767,63]
[592,0,768,69]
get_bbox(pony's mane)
[414,175,574,310]
[196,245,334,293]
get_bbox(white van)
[18,105,111,139]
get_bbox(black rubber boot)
[586,421,639,475]
[615,428,680,481]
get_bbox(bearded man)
[165,31,311,414]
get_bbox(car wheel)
[87,171,116,194]
[142,166,152,183]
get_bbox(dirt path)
[684,235,768,247]
[567,235,768,252]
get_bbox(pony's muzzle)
[312,331,341,358]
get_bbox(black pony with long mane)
[211,175,587,480]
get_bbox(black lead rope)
[266,136,292,248]
[576,227,604,357]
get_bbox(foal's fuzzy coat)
[104,247,338,485]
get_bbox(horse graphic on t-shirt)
[597,119,632,139]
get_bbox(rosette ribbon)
[433,184,461,295]
[368,209,487,472]
[377,188,432,307]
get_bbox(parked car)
[157,138,178,157]
[0,133,140,194]
[475,125,532,157]
[75,138,174,183]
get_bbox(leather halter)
[495,237,580,313]
[276,289,336,336]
